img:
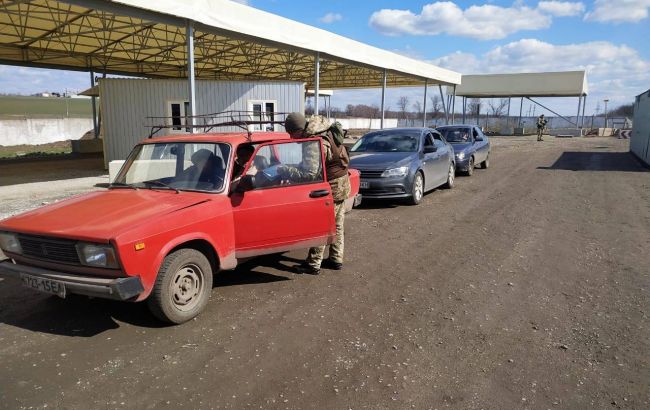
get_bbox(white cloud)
[369,1,586,40]
[319,12,343,24]
[584,0,650,23]
[229,0,249,5]
[431,39,650,106]
[538,1,585,16]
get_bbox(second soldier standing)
[283,113,351,275]
[536,114,547,141]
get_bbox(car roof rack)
[146,110,291,139]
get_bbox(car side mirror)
[424,145,437,153]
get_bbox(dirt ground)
[0,136,648,410]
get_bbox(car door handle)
[310,189,330,198]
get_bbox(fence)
[0,116,93,146]
[398,116,632,133]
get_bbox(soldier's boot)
[322,258,343,270]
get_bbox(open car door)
[230,138,335,258]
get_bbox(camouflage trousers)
[537,128,544,140]
[306,200,346,268]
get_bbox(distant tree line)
[305,97,635,119]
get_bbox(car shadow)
[537,151,649,172]
[0,289,165,337]
[355,199,401,209]
[215,253,298,287]
[0,254,299,337]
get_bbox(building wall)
[100,78,305,163]
[333,118,398,130]
[630,89,650,166]
[0,117,92,146]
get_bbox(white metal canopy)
[0,0,461,88]
[448,71,588,98]
[449,71,590,130]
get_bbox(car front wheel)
[465,157,475,176]
[409,172,424,205]
[481,153,490,169]
[148,248,213,324]
[444,163,455,189]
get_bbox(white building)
[630,89,650,166]
[99,78,304,163]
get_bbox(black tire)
[147,248,213,324]
[465,157,475,176]
[481,153,490,169]
[443,162,455,189]
[408,172,424,205]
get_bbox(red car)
[0,132,360,324]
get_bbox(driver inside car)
[177,148,223,189]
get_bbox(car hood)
[350,152,417,169]
[0,189,214,242]
[450,143,473,153]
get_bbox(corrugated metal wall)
[630,90,650,166]
[100,78,305,163]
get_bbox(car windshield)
[114,142,231,192]
[437,127,471,143]
[351,131,420,153]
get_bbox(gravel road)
[0,136,648,409]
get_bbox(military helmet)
[285,112,307,133]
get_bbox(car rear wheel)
[444,163,455,189]
[481,153,490,169]
[148,248,213,324]
[465,157,475,176]
[408,172,424,205]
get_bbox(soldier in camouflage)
[536,114,547,141]
[283,113,351,275]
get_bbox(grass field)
[0,96,93,117]
[0,141,72,159]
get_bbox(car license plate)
[20,273,66,298]
[360,181,369,189]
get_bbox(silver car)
[349,128,456,205]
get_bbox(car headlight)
[76,243,119,269]
[456,151,466,160]
[381,166,409,178]
[0,232,22,254]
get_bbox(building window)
[248,100,277,132]
[167,101,190,133]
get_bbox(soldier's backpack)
[305,115,346,146]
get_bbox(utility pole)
[603,98,609,130]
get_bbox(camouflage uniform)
[276,140,322,183]
[306,137,351,269]
[536,116,547,141]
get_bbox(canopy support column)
[518,97,524,127]
[576,96,582,130]
[422,80,428,127]
[581,95,587,129]
[186,20,196,133]
[90,70,98,139]
[451,85,456,124]
[314,52,320,116]
[380,69,387,129]
[507,97,511,130]
[438,85,448,125]
[462,97,466,123]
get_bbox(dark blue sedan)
[436,125,490,176]
[349,128,455,205]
